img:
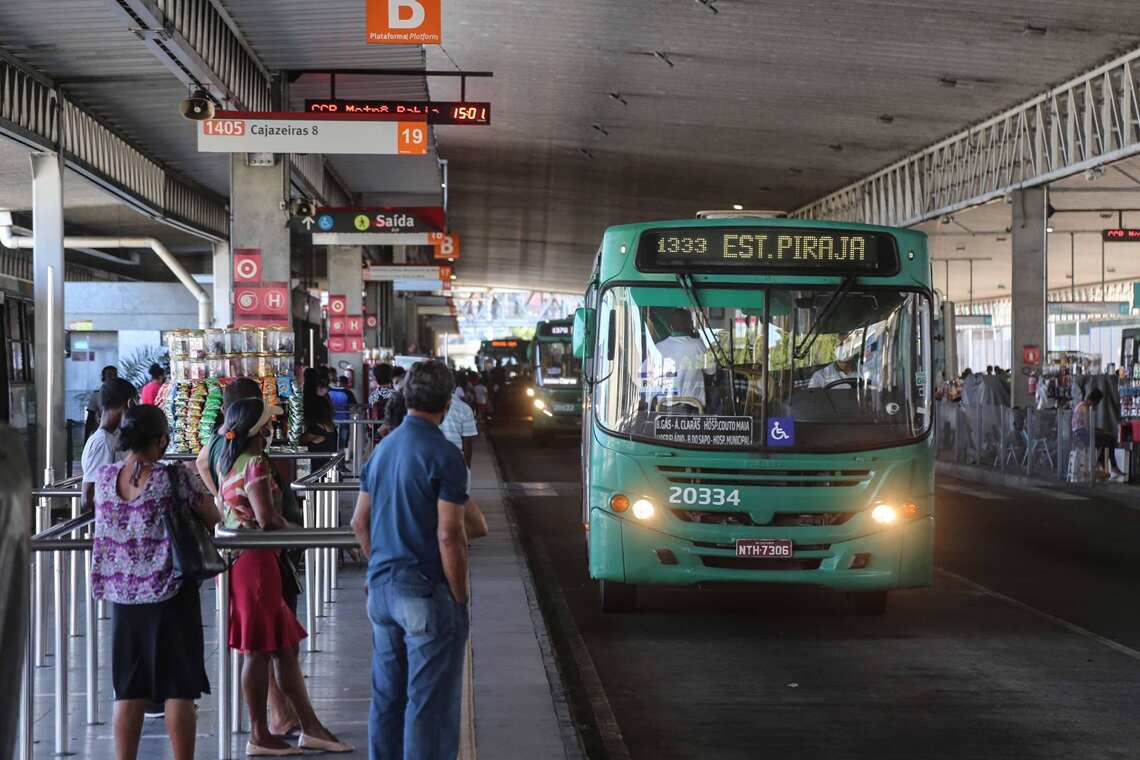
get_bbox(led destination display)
[637,227,898,275]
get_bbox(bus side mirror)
[573,307,595,359]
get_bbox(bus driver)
[645,308,714,412]
[808,339,860,389]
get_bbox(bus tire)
[600,580,637,613]
[850,590,888,615]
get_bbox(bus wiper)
[676,273,737,414]
[794,276,855,361]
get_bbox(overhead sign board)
[198,112,427,155]
[366,0,441,44]
[1047,301,1130,316]
[292,207,445,235]
[306,99,489,125]
[1103,228,1140,242]
[313,232,432,246]
[364,265,445,282]
[395,280,445,293]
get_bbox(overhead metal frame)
[0,56,228,239]
[110,0,355,208]
[793,46,1140,228]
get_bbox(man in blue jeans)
[351,361,473,760]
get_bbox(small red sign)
[327,336,346,352]
[345,337,365,352]
[1023,345,1042,365]
[329,316,348,335]
[233,249,262,283]
[429,232,460,260]
[346,316,364,335]
[234,282,290,318]
[328,295,348,316]
[365,314,378,329]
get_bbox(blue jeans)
[367,572,469,760]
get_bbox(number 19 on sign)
[398,122,428,155]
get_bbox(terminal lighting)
[533,398,546,410]
[732,204,744,210]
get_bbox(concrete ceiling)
[3,0,1140,296]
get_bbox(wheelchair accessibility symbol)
[767,417,795,447]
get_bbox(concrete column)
[31,152,66,482]
[328,246,364,399]
[1011,187,1048,408]
[230,155,291,282]
[212,240,232,327]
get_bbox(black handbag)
[278,550,303,598]
[163,464,228,583]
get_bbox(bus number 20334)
[667,487,742,507]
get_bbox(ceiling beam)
[793,44,1140,228]
[0,52,227,240]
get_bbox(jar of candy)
[208,329,227,355]
[251,328,269,353]
[206,354,225,377]
[241,353,259,377]
[224,354,242,378]
[168,330,189,357]
[189,359,208,381]
[186,331,206,359]
[257,353,274,377]
[277,330,296,354]
[274,353,293,375]
[170,358,189,383]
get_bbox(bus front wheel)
[850,590,888,615]
[600,579,637,613]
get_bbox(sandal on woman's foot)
[298,734,355,753]
[270,723,301,737]
[246,741,303,756]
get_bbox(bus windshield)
[536,340,581,387]
[594,284,931,452]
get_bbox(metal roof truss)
[794,46,1140,228]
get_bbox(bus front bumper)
[589,508,933,591]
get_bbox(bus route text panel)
[636,227,899,275]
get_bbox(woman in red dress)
[216,398,352,756]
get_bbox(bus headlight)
[526,387,535,397]
[870,504,898,525]
[631,498,655,520]
[533,398,546,410]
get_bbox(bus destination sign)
[1103,228,1140,242]
[637,227,898,275]
[539,323,572,338]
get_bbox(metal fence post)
[35,497,49,666]
[53,548,69,756]
[84,543,98,725]
[70,496,81,637]
[304,493,318,652]
[231,649,243,735]
[1087,403,1097,486]
[330,469,339,596]
[1057,409,1066,480]
[998,406,1007,472]
[217,566,231,759]
[19,559,35,760]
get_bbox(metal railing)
[935,401,1103,485]
[20,452,359,760]
[335,413,386,477]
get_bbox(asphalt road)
[490,420,1140,760]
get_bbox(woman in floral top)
[90,404,219,760]
[215,398,351,755]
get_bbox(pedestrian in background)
[351,361,487,760]
[81,378,137,512]
[139,362,165,405]
[91,404,219,760]
[215,398,352,755]
[301,367,337,453]
[85,364,120,440]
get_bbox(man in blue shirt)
[351,361,475,760]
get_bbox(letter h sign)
[366,0,442,44]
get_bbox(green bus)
[573,216,934,613]
[527,318,583,442]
